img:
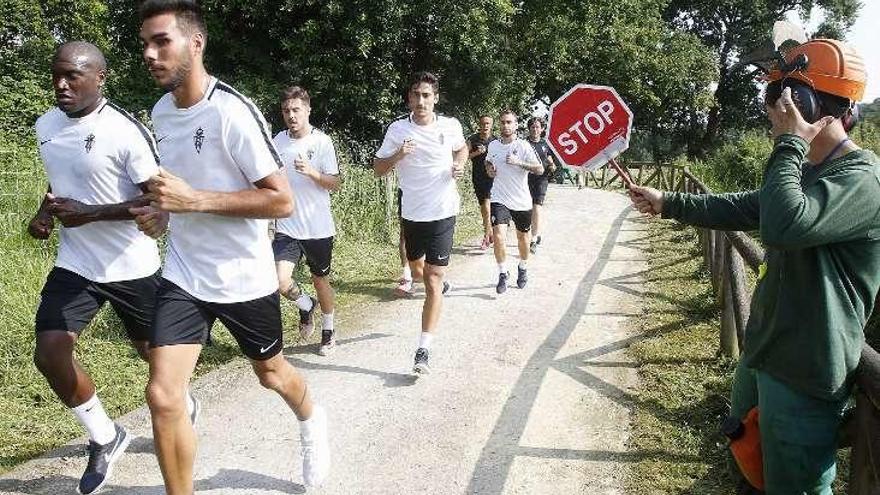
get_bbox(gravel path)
[1,185,649,495]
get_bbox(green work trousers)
[730,363,849,494]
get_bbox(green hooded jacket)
[662,134,880,400]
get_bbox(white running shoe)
[394,277,414,298]
[300,405,330,487]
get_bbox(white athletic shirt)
[151,77,283,303]
[375,113,466,222]
[486,138,540,211]
[35,100,161,283]
[273,128,338,239]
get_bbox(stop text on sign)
[556,100,616,155]
[546,84,633,171]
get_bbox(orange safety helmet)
[767,38,867,102]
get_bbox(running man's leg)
[516,229,530,261]
[221,290,329,486]
[421,263,446,334]
[513,210,533,289]
[251,353,313,419]
[480,199,492,246]
[147,343,202,495]
[531,204,542,245]
[490,203,512,294]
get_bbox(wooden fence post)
[726,240,751,348]
[720,240,740,358]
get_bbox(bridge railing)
[590,160,880,492]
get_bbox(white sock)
[296,294,314,311]
[71,394,116,445]
[322,313,334,331]
[498,263,507,274]
[519,259,528,269]
[419,332,434,350]
[185,389,195,416]
[300,404,325,439]
[402,265,412,281]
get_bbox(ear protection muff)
[765,78,822,123]
[842,103,860,132]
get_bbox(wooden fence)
[590,160,880,492]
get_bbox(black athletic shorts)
[473,178,493,203]
[272,233,334,277]
[150,279,283,361]
[528,175,549,205]
[35,267,160,341]
[491,202,532,233]
[401,216,456,267]
[397,188,403,218]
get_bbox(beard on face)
[161,48,193,92]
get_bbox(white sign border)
[546,84,635,171]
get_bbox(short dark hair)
[280,86,310,106]
[478,114,493,121]
[499,109,517,119]
[407,71,440,95]
[139,0,207,37]
[527,116,544,128]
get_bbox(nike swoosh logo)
[260,339,279,353]
[320,266,330,275]
[437,255,449,260]
[156,135,168,143]
[39,139,52,146]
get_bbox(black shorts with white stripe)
[272,233,334,277]
[150,279,283,361]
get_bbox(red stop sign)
[547,84,633,171]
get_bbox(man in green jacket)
[630,39,879,493]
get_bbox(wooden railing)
[591,160,880,491]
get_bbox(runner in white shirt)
[272,86,341,356]
[485,110,542,294]
[134,2,329,491]
[29,42,162,495]
[374,71,468,374]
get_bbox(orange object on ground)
[722,407,765,490]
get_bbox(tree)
[663,0,862,158]
[514,0,718,161]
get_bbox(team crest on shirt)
[193,127,205,154]
[438,133,445,145]
[84,133,95,153]
[307,148,315,160]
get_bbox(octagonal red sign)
[547,84,633,170]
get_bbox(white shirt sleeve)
[449,118,467,152]
[375,123,402,159]
[226,101,283,183]
[123,124,160,185]
[320,135,340,175]
[520,141,540,165]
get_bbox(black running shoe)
[442,281,451,295]
[78,423,131,494]
[413,347,430,374]
[299,296,318,339]
[318,329,335,356]
[496,271,509,294]
[529,240,537,254]
[517,266,528,289]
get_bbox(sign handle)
[608,158,635,189]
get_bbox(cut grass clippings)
[625,219,738,494]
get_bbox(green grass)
[625,219,853,494]
[0,136,481,472]
[625,219,740,494]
